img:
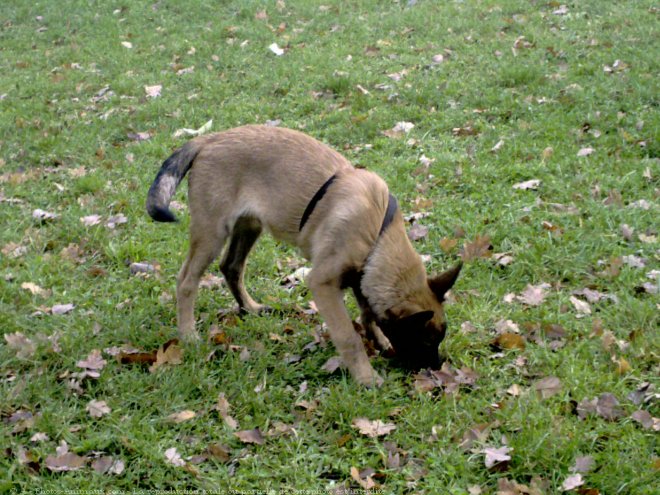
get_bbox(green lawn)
[1,0,658,493]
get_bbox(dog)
[147,125,461,387]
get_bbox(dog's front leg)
[308,275,383,387]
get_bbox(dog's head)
[381,262,462,370]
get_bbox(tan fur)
[147,125,460,387]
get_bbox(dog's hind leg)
[220,215,265,313]
[177,220,227,341]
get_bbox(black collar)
[299,173,398,236]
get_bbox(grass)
[1,0,658,493]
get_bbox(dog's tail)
[146,140,202,222]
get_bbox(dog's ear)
[395,310,434,330]
[428,262,462,301]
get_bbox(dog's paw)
[356,370,384,388]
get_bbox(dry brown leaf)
[513,179,541,190]
[77,349,107,370]
[439,237,458,253]
[91,456,124,475]
[352,417,396,438]
[630,410,658,430]
[408,223,429,241]
[482,445,511,469]
[520,283,552,306]
[45,452,88,472]
[321,356,344,373]
[86,399,111,418]
[144,84,162,98]
[21,282,50,297]
[215,393,239,430]
[167,410,196,423]
[149,339,183,372]
[533,376,562,399]
[571,455,595,474]
[493,333,526,351]
[460,235,492,261]
[234,428,265,445]
[52,303,75,315]
[562,473,584,491]
[207,443,231,463]
[350,466,377,490]
[164,447,185,466]
[569,296,592,316]
[5,332,36,359]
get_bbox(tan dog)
[147,125,461,387]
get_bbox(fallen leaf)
[87,399,111,418]
[130,262,156,275]
[533,376,562,399]
[408,223,429,241]
[622,254,646,268]
[493,333,526,351]
[321,356,344,373]
[2,241,28,258]
[21,282,49,296]
[77,349,107,370]
[460,235,492,261]
[630,410,657,430]
[350,466,377,490]
[382,121,415,138]
[60,243,86,264]
[149,339,183,372]
[456,423,491,451]
[595,393,624,420]
[266,421,297,438]
[80,214,102,226]
[92,456,124,475]
[105,214,127,228]
[30,432,49,442]
[493,252,514,267]
[452,125,479,137]
[167,410,196,423]
[513,179,541,190]
[439,237,458,253]
[562,473,584,491]
[352,417,396,438]
[144,84,162,98]
[51,303,75,315]
[45,452,88,472]
[207,443,231,463]
[569,296,592,316]
[5,332,36,359]
[482,445,511,469]
[118,349,158,366]
[32,208,58,221]
[234,428,265,445]
[571,455,595,473]
[572,288,618,304]
[613,356,631,375]
[517,283,551,306]
[164,447,185,467]
[215,393,239,430]
[506,384,523,397]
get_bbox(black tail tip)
[147,205,178,223]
